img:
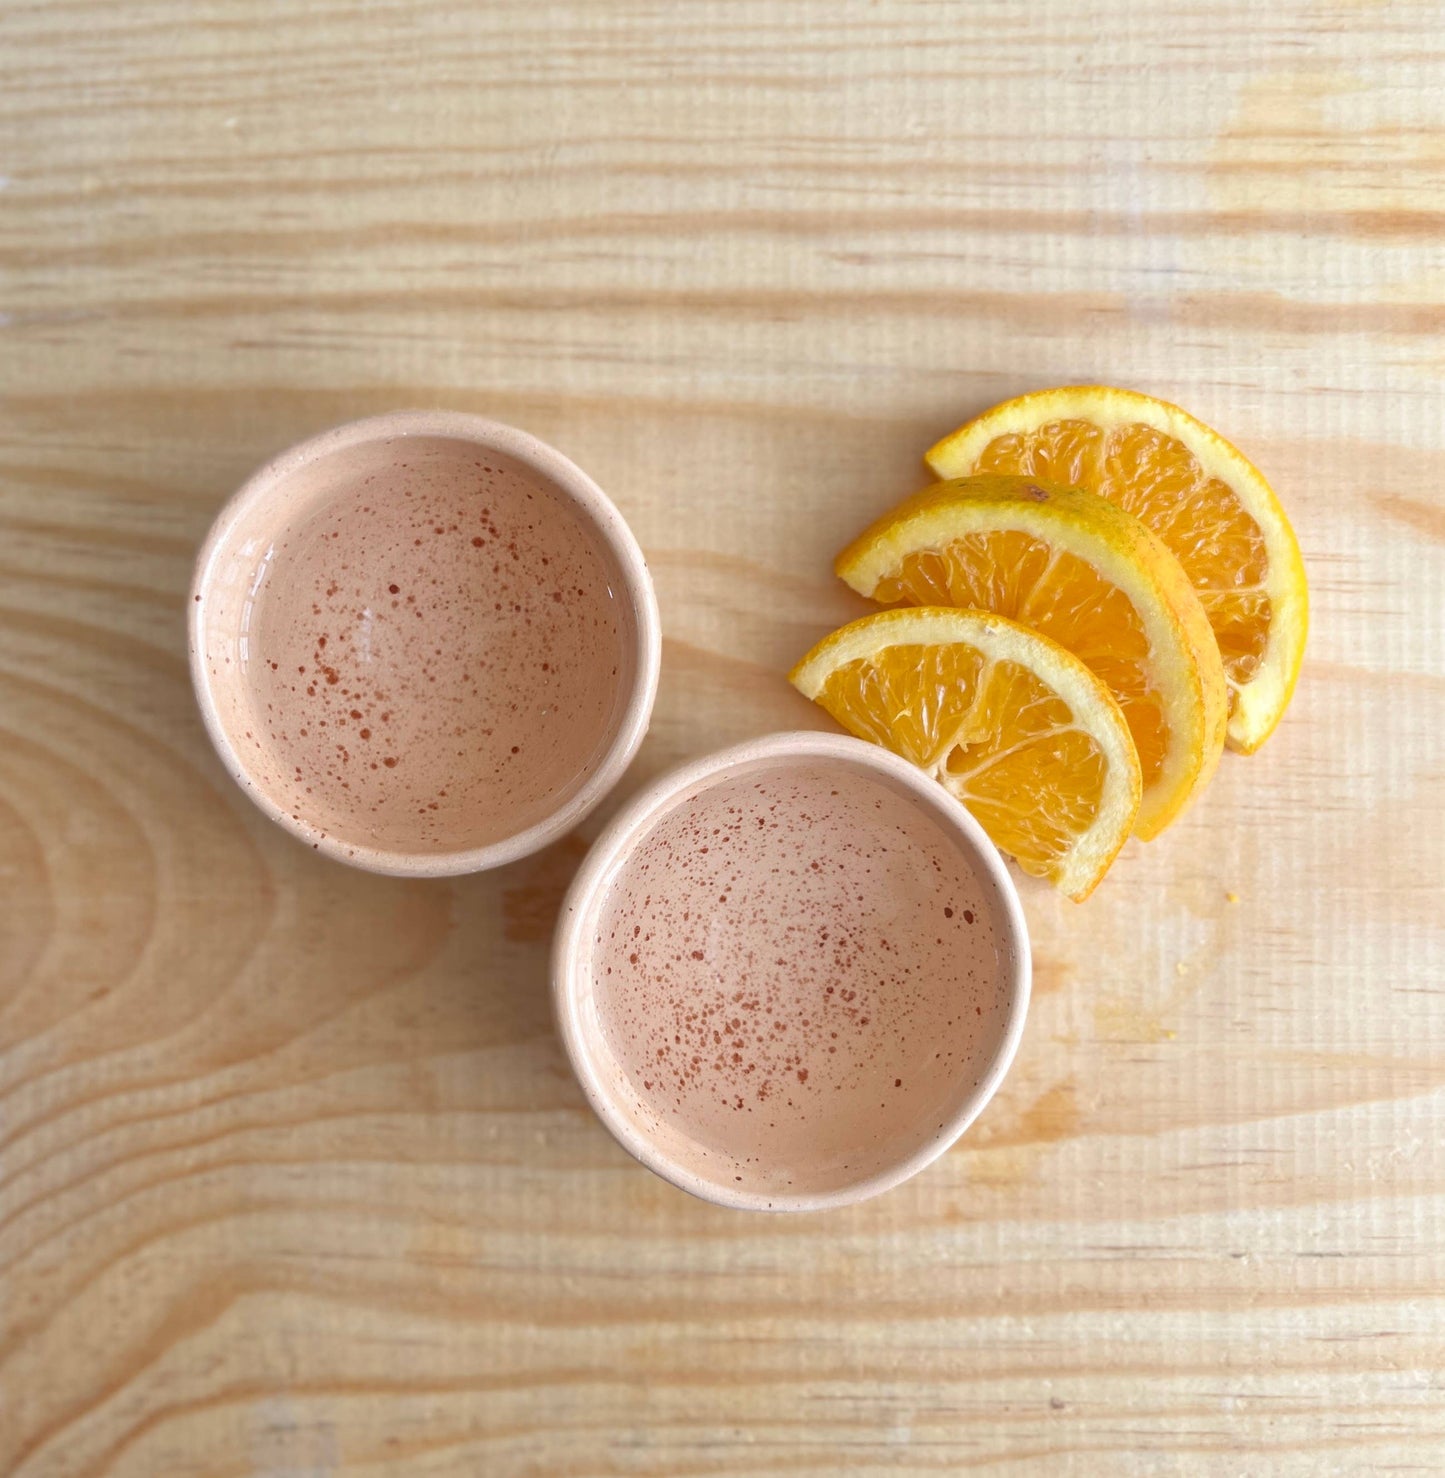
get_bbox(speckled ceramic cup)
[190,412,660,875]
[553,732,1030,1211]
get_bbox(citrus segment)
[925,386,1307,752]
[835,475,1226,838]
[790,607,1141,900]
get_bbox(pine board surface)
[2,2,1443,1473]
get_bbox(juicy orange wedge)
[925,386,1307,752]
[790,608,1141,900]
[834,475,1226,839]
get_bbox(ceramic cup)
[190,411,660,875]
[553,732,1030,1211]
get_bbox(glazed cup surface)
[190,411,660,875]
[553,732,1031,1211]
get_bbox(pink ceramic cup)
[553,732,1031,1211]
[190,412,660,875]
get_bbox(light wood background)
[3,1,1443,1473]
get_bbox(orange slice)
[925,386,1307,752]
[834,475,1226,839]
[790,608,1141,900]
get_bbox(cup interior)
[554,734,1030,1211]
[191,414,658,873]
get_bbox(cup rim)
[188,410,662,876]
[551,730,1032,1211]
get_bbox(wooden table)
[3,2,1442,1472]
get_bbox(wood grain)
[3,1,1444,1473]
